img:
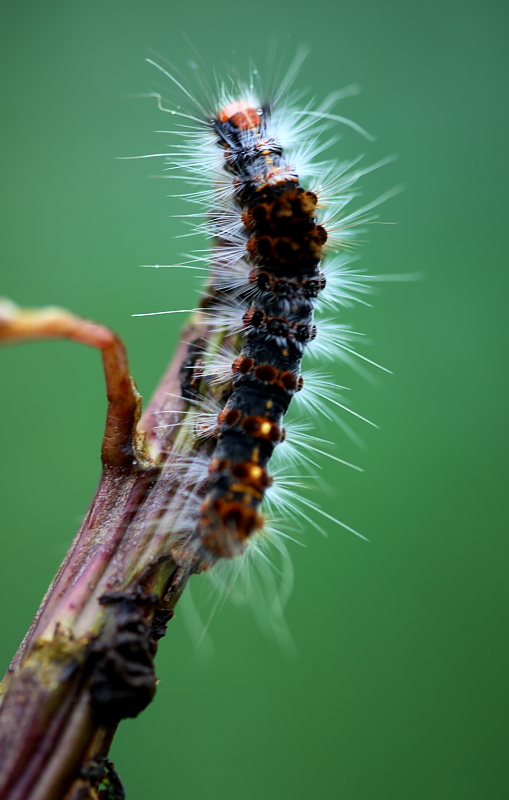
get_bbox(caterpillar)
[134,54,394,570]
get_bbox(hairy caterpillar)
[133,54,395,573]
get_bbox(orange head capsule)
[218,102,261,131]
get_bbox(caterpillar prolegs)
[138,57,392,566]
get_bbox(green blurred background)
[1,1,508,798]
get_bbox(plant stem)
[0,301,210,800]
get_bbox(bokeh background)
[1,1,508,798]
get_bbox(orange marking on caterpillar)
[254,364,278,383]
[243,308,266,328]
[232,355,254,374]
[241,416,281,442]
[229,483,264,500]
[218,102,261,130]
[230,461,272,490]
[218,407,242,427]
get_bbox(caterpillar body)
[197,99,327,558]
[136,57,393,572]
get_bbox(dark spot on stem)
[89,591,171,725]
